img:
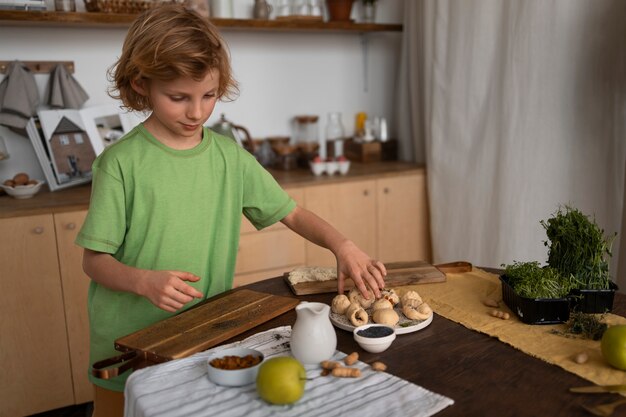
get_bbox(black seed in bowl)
[357,326,394,338]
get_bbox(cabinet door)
[235,229,305,275]
[304,180,377,267]
[0,215,74,416]
[377,172,432,263]
[54,210,92,405]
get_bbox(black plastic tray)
[569,281,618,314]
[500,275,570,324]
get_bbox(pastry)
[345,303,368,327]
[372,298,393,311]
[331,294,351,315]
[381,288,400,306]
[372,308,399,326]
[348,288,375,309]
[401,290,422,306]
[403,301,432,321]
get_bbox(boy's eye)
[204,93,216,99]
[169,96,185,102]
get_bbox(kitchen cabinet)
[303,172,431,267]
[54,210,92,405]
[377,172,432,263]
[0,215,75,417]
[304,179,378,267]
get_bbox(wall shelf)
[0,10,403,32]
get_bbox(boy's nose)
[187,101,203,120]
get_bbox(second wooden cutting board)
[284,260,471,295]
[92,288,299,379]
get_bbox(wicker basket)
[84,0,184,14]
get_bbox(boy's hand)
[139,270,203,312]
[335,240,386,299]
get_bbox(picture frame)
[28,104,144,191]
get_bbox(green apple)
[601,325,626,370]
[256,356,306,405]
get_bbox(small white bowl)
[353,324,396,353]
[325,161,339,176]
[310,161,326,176]
[207,347,264,387]
[0,180,45,199]
[338,160,350,175]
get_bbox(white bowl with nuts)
[1,173,45,199]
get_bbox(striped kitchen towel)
[124,326,454,417]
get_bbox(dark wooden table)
[227,275,626,417]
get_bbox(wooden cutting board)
[284,260,472,296]
[92,289,299,379]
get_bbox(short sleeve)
[75,157,127,254]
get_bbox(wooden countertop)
[0,161,424,219]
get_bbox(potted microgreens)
[500,205,618,323]
[541,205,617,312]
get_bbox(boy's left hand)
[335,240,386,299]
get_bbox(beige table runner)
[401,268,626,386]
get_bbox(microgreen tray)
[500,275,570,325]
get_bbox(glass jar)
[55,0,76,12]
[294,115,320,161]
[325,112,345,159]
[294,115,319,145]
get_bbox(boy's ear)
[130,77,148,96]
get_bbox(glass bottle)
[325,112,345,159]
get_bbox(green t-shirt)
[75,124,295,391]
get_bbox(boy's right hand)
[139,270,203,312]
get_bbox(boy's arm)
[82,249,203,312]
[280,205,386,299]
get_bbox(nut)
[13,173,29,185]
[573,352,589,364]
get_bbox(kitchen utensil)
[582,398,626,417]
[252,0,272,19]
[284,260,471,296]
[290,301,337,364]
[570,385,626,394]
[211,114,255,153]
[91,289,299,379]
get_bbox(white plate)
[330,306,433,335]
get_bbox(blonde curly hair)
[108,4,239,111]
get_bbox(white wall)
[0,0,403,182]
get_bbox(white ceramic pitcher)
[290,301,337,364]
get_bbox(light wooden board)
[284,260,462,296]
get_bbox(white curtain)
[397,0,626,288]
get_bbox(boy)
[76,5,386,416]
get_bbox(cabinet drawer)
[235,228,305,275]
